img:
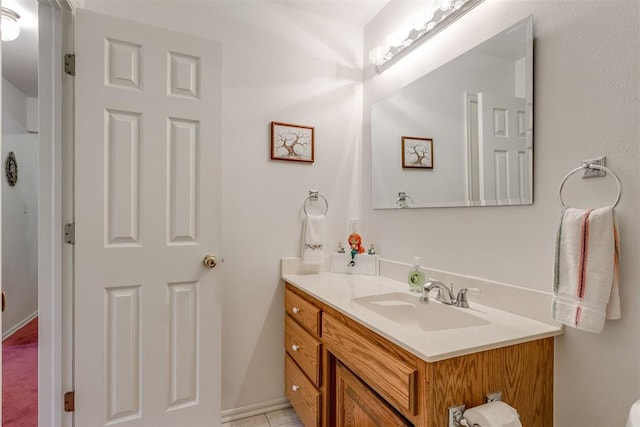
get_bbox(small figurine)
[348,233,365,266]
[337,242,345,253]
[368,244,376,255]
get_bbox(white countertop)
[282,272,563,362]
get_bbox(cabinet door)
[335,362,411,427]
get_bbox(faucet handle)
[455,287,480,308]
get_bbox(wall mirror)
[371,16,533,209]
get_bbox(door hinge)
[64,391,75,412]
[64,54,75,76]
[64,223,75,245]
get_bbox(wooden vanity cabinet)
[284,282,554,427]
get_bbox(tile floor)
[221,407,303,427]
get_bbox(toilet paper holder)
[448,392,504,427]
[449,405,467,427]
[451,405,483,427]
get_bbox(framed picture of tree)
[271,121,315,163]
[402,136,433,169]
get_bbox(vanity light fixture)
[1,7,21,42]
[369,0,485,73]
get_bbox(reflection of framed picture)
[402,136,433,169]
[271,121,315,163]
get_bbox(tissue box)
[330,253,379,275]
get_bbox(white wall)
[2,78,39,334]
[3,78,28,135]
[364,1,640,426]
[78,0,363,414]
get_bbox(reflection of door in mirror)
[464,93,480,204]
[478,92,531,205]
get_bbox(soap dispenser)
[408,257,425,292]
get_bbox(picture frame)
[271,121,315,163]
[402,136,433,169]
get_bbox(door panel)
[478,92,530,205]
[75,9,222,426]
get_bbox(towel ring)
[559,164,622,208]
[303,190,329,216]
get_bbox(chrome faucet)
[420,280,479,308]
[419,281,455,304]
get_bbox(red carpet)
[3,317,37,426]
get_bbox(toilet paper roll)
[463,401,522,427]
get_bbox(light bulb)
[439,0,453,11]
[1,7,21,42]
[385,30,405,49]
[412,9,434,31]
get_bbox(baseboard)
[221,397,291,423]
[3,311,38,340]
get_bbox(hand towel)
[552,206,621,333]
[302,214,325,265]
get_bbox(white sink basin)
[351,292,489,331]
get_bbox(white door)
[0,11,3,421]
[478,92,531,205]
[74,10,222,426]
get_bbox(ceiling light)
[1,7,21,42]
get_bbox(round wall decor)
[5,152,18,186]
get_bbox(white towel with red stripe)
[552,206,621,333]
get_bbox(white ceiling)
[1,0,389,99]
[271,0,389,27]
[2,0,38,98]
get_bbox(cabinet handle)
[292,307,300,314]
[291,344,300,352]
[291,385,300,392]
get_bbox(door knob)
[202,255,218,269]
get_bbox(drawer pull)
[291,344,300,352]
[291,385,300,392]
[292,307,300,314]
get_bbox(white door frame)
[38,1,74,426]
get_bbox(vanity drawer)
[322,314,417,415]
[285,287,321,336]
[286,354,321,427]
[285,314,322,386]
